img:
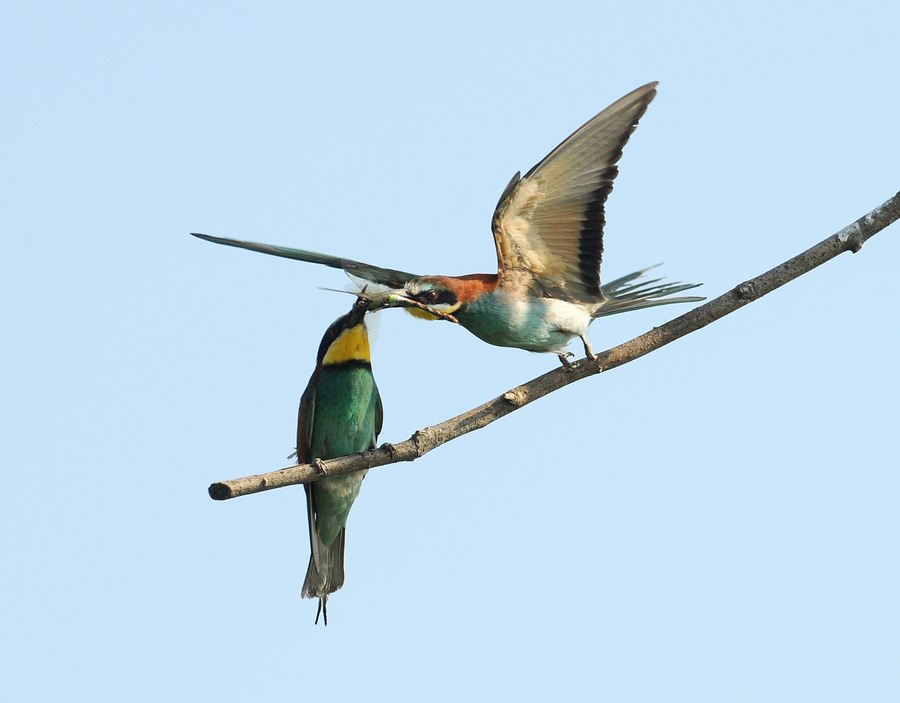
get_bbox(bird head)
[359,285,456,323]
[315,298,372,365]
[385,274,498,321]
[397,278,464,319]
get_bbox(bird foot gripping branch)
[194,81,717,624]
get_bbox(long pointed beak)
[359,289,458,324]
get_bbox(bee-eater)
[297,297,382,625]
[193,82,702,366]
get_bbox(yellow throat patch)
[323,323,371,365]
[404,307,442,321]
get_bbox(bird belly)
[312,470,368,546]
[308,366,379,545]
[457,294,592,354]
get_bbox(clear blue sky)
[3,2,898,701]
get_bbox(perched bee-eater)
[297,297,382,625]
[193,82,702,366]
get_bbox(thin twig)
[208,191,900,501]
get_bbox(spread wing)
[191,232,419,289]
[491,82,658,300]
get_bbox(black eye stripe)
[415,288,456,306]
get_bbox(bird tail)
[594,265,703,317]
[301,490,346,625]
[301,528,346,597]
[301,528,345,625]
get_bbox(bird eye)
[420,289,439,303]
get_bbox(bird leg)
[580,335,596,360]
[557,352,575,369]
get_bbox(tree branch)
[208,191,900,501]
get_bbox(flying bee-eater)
[193,82,702,366]
[297,297,382,625]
